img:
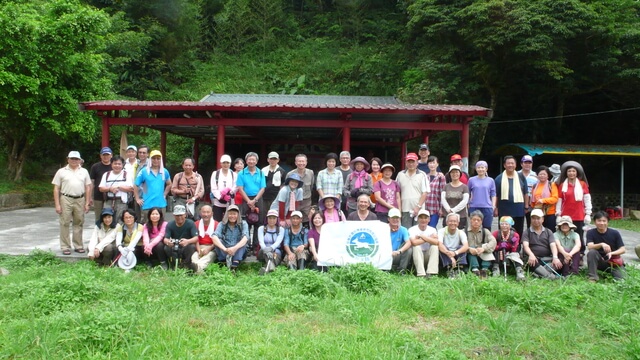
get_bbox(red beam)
[105,117,466,131]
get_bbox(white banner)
[317,221,392,270]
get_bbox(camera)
[171,238,181,252]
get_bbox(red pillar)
[102,117,110,147]
[342,127,351,153]
[461,118,470,172]
[160,131,167,157]
[400,141,407,170]
[217,125,225,167]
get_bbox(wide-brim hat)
[118,251,137,270]
[67,151,82,160]
[319,194,341,212]
[285,173,304,188]
[556,215,577,230]
[549,164,561,176]
[561,161,586,180]
[350,156,370,171]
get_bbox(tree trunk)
[469,91,497,175]
[7,137,29,183]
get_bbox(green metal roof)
[494,144,640,157]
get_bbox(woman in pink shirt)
[142,207,169,269]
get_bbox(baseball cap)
[521,155,533,163]
[448,165,461,173]
[267,209,279,217]
[268,151,279,159]
[405,153,418,161]
[100,147,113,155]
[388,208,401,218]
[173,205,187,215]
[67,151,82,160]
[450,154,462,161]
[126,145,137,152]
[227,204,240,213]
[220,154,232,163]
[419,143,429,150]
[291,211,303,218]
[530,209,544,218]
[417,209,430,217]
[149,150,162,158]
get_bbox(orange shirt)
[531,181,558,215]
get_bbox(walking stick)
[500,249,507,280]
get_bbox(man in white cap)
[163,204,198,271]
[522,208,562,279]
[123,145,138,179]
[262,151,287,212]
[52,151,92,255]
[388,208,413,274]
[210,154,237,222]
[90,146,114,220]
[409,209,439,278]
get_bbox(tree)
[0,0,112,181]
[402,0,640,164]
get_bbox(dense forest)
[1,0,640,184]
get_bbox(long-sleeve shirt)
[88,225,117,253]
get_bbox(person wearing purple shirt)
[468,160,497,230]
[373,163,401,223]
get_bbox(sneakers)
[471,268,480,277]
[479,270,488,279]
[226,255,233,269]
[492,263,500,277]
[516,267,525,281]
[160,261,169,271]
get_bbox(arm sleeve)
[272,228,285,249]
[97,228,117,252]
[257,226,266,248]
[583,193,592,216]
[451,192,470,213]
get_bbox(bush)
[329,263,389,295]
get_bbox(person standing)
[495,155,529,237]
[52,151,92,255]
[343,156,373,215]
[287,154,315,223]
[425,156,446,228]
[98,156,133,223]
[519,155,538,228]
[210,154,237,222]
[89,146,113,220]
[373,163,401,223]
[468,160,496,230]
[261,151,287,212]
[556,161,591,254]
[396,153,430,228]
[316,152,344,202]
[123,145,138,179]
[338,151,352,213]
[441,165,469,230]
[417,143,431,173]
[236,152,266,251]
[134,150,171,224]
[446,154,470,184]
[171,158,204,220]
[133,145,149,219]
[530,166,558,231]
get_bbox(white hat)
[173,205,187,216]
[126,145,137,152]
[118,251,137,270]
[268,151,279,159]
[220,154,232,163]
[530,209,545,218]
[417,209,430,217]
[388,208,401,218]
[67,151,82,160]
[291,211,303,218]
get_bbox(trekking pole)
[110,254,122,268]
[538,257,563,278]
[500,249,507,280]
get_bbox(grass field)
[0,251,638,359]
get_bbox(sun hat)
[267,209,279,218]
[556,216,577,230]
[319,194,341,212]
[388,208,401,218]
[350,156,370,171]
[549,164,561,177]
[149,150,162,158]
[173,205,187,216]
[118,250,137,270]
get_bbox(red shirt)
[196,219,218,245]
[559,180,589,221]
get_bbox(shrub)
[329,263,389,295]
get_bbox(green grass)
[610,218,640,233]
[1,251,639,359]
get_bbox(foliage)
[0,0,113,181]
[329,262,390,294]
[610,219,640,233]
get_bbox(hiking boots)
[160,261,169,271]
[479,270,488,279]
[516,267,525,281]
[492,263,500,277]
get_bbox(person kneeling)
[88,208,117,266]
[466,211,497,279]
[258,209,285,275]
[283,211,309,270]
[211,205,249,273]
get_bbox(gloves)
[263,246,273,253]
[118,246,129,256]
[350,188,360,198]
[584,214,591,225]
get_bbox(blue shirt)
[390,226,409,251]
[284,227,308,248]
[236,167,266,197]
[135,168,170,210]
[214,221,249,247]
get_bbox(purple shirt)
[373,179,401,213]
[468,176,496,208]
[308,227,321,251]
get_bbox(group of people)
[52,144,627,281]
